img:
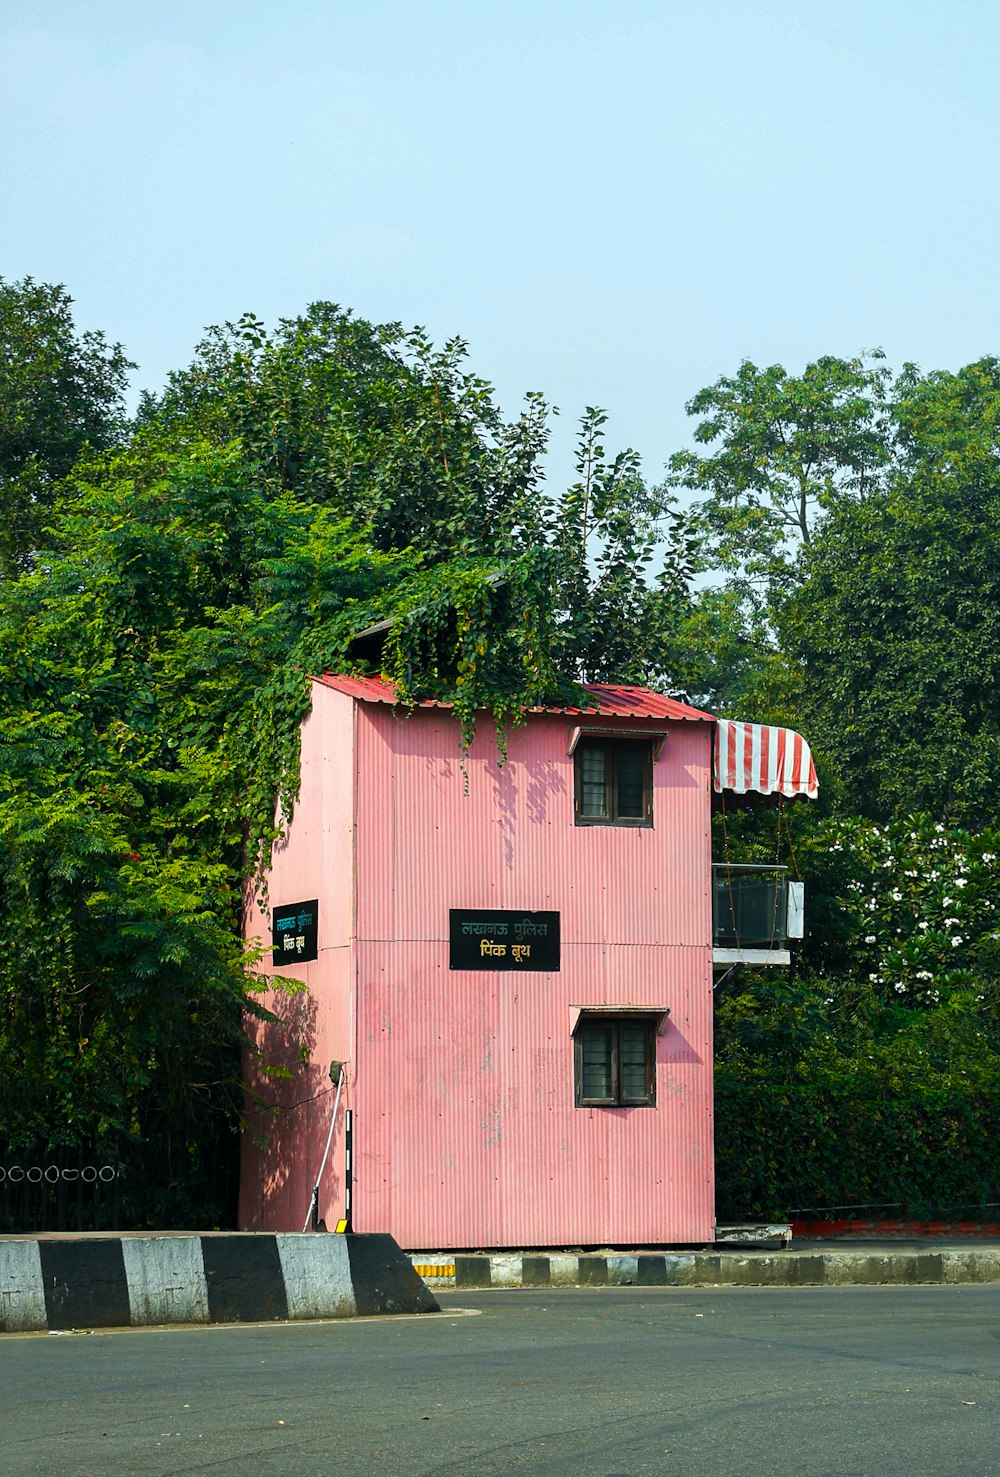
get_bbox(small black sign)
[449,909,560,971]
[271,899,319,966]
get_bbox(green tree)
[138,306,551,561]
[0,277,132,577]
[779,454,1000,826]
[0,294,717,1224]
[669,352,894,610]
[894,356,1000,476]
[544,407,699,688]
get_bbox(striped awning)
[714,720,818,799]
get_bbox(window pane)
[619,1023,650,1101]
[580,746,608,817]
[616,744,646,819]
[580,1023,614,1099]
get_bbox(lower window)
[574,1016,656,1107]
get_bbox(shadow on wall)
[658,1020,704,1066]
[243,983,344,1231]
[492,757,568,871]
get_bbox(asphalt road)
[3,1286,999,1475]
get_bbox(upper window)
[574,1016,656,1107]
[574,738,653,827]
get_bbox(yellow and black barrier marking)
[412,1262,457,1282]
[409,1248,1000,1290]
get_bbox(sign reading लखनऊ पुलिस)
[449,909,560,971]
[271,900,318,966]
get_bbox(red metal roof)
[312,673,715,723]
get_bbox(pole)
[301,1064,345,1234]
[344,1109,353,1233]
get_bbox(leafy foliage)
[715,972,1000,1220]
[138,306,552,560]
[7,282,1000,1229]
[668,352,894,608]
[780,452,1000,825]
[715,1053,1000,1222]
[0,277,132,577]
[806,817,1000,1021]
[0,296,704,1224]
[681,347,1000,1221]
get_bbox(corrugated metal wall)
[351,706,715,1247]
[239,686,356,1232]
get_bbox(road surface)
[3,1285,998,1474]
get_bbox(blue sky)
[3,0,1000,490]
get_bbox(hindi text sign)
[271,899,319,966]
[449,910,560,971]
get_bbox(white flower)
[916,970,933,981]
[869,972,880,982]
[895,982,906,993]
[951,936,963,947]
[955,878,968,888]
[864,935,877,944]
[919,921,930,931]
[942,897,953,907]
[982,852,996,864]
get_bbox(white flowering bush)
[812,815,1000,1015]
[714,810,1000,1217]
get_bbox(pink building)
[240,676,816,1248]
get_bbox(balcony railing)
[712,864,802,953]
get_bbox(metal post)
[344,1109,353,1232]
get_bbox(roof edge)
[311,673,717,723]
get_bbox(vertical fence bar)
[344,1109,353,1233]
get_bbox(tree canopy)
[780,453,1000,826]
[0,277,132,578]
[3,283,999,1226]
[0,294,702,1219]
[668,351,894,610]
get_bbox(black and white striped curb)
[1,1233,438,1333]
[410,1247,1000,1289]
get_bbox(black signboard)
[449,909,560,971]
[271,899,319,966]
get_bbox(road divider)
[0,1233,438,1332]
[409,1246,1000,1289]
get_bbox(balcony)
[712,864,803,968]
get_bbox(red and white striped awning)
[714,720,818,799]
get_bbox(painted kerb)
[409,1248,1000,1290]
[1,1234,438,1332]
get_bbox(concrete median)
[410,1244,1000,1290]
[1,1232,438,1332]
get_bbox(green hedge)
[714,1064,1000,1221]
